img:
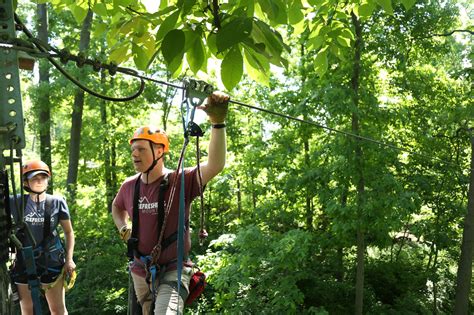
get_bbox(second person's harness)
[127,172,189,294]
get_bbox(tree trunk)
[237,179,242,218]
[100,72,116,212]
[160,78,174,131]
[36,3,52,192]
[351,11,366,315]
[454,132,474,315]
[304,139,313,230]
[336,187,348,282]
[300,40,313,231]
[66,9,93,209]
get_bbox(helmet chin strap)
[144,141,164,184]
[23,185,47,195]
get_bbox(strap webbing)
[131,175,141,241]
[131,173,170,254]
[160,220,188,251]
[22,246,42,315]
[42,196,53,246]
[157,174,169,242]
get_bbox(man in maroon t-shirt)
[112,91,229,314]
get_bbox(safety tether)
[176,79,210,312]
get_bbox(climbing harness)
[9,191,69,315]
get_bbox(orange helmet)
[22,160,51,180]
[129,126,169,153]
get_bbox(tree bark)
[36,3,52,192]
[100,72,117,212]
[336,187,348,282]
[66,9,93,209]
[351,11,366,315]
[454,132,474,315]
[237,179,242,218]
[304,139,313,230]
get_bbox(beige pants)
[131,267,192,315]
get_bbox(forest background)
[8,0,473,313]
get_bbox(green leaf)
[400,0,416,10]
[375,0,393,15]
[169,59,183,78]
[109,44,130,64]
[156,10,180,41]
[187,36,205,74]
[257,0,287,24]
[216,17,253,53]
[132,44,149,71]
[243,48,270,85]
[150,5,177,19]
[308,35,325,50]
[133,17,148,37]
[93,22,108,38]
[314,49,328,77]
[180,0,196,15]
[161,29,185,66]
[160,0,169,10]
[119,18,138,35]
[340,28,355,41]
[312,24,329,37]
[114,0,133,7]
[336,35,351,47]
[136,32,156,60]
[358,1,377,18]
[251,20,289,67]
[292,19,306,37]
[70,4,88,24]
[330,43,346,61]
[207,33,219,57]
[92,2,108,16]
[221,46,243,90]
[288,0,304,24]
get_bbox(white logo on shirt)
[138,199,167,214]
[139,196,150,204]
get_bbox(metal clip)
[183,78,214,107]
[186,122,204,137]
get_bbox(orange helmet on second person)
[129,126,169,153]
[22,160,51,180]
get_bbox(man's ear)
[153,143,164,156]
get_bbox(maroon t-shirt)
[114,167,201,277]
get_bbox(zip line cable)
[1,17,471,173]
[14,14,145,102]
[230,99,472,172]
